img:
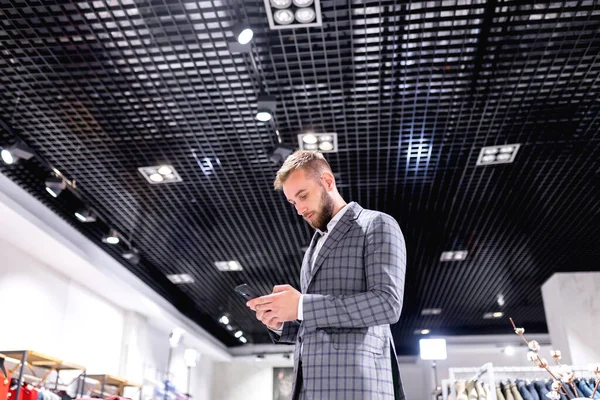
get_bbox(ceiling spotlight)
[75,207,96,223]
[103,229,120,245]
[271,0,292,8]
[233,22,254,45]
[1,149,14,164]
[45,176,66,198]
[239,336,247,344]
[492,311,504,318]
[318,141,333,151]
[302,134,318,144]
[420,329,431,335]
[273,9,294,25]
[477,144,521,166]
[293,0,314,6]
[149,173,164,183]
[304,143,318,150]
[1,142,35,165]
[122,248,140,265]
[255,110,273,122]
[440,250,468,262]
[158,165,172,176]
[256,94,276,123]
[219,315,230,325]
[169,327,185,348]
[234,330,243,338]
[295,7,316,23]
[504,346,515,356]
[497,294,505,307]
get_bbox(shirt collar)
[316,202,354,236]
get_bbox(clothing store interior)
[0,1,598,400]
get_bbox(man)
[247,150,407,400]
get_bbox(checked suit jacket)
[269,203,407,400]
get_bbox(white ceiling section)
[0,171,231,362]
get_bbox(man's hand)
[247,284,301,329]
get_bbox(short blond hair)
[273,150,332,190]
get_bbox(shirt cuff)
[270,325,283,336]
[297,294,304,321]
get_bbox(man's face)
[283,169,335,231]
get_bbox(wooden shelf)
[0,350,85,371]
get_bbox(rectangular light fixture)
[167,274,195,284]
[263,0,322,30]
[298,133,338,153]
[214,261,243,272]
[477,144,521,166]
[421,308,442,316]
[414,329,431,335]
[138,164,182,184]
[440,250,468,262]
[483,311,504,319]
[420,338,447,361]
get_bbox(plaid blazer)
[270,203,407,400]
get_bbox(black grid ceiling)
[0,0,598,354]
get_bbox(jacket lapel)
[306,203,362,289]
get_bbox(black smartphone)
[234,283,263,300]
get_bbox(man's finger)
[247,295,274,309]
[272,284,291,293]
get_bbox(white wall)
[0,238,213,400]
[0,239,125,374]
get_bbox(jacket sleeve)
[268,320,300,344]
[301,214,406,332]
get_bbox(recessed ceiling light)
[414,329,431,335]
[493,311,504,318]
[271,0,292,9]
[237,28,253,45]
[421,308,442,316]
[477,144,521,166]
[139,165,182,184]
[215,261,243,271]
[167,274,195,284]
[239,336,247,344]
[302,134,318,144]
[158,165,172,175]
[497,294,505,307]
[295,7,316,23]
[440,250,468,262]
[234,330,243,338]
[298,132,338,152]
[273,9,294,24]
[293,0,314,6]
[483,311,504,319]
[219,315,230,325]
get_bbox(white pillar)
[541,272,600,365]
[119,310,149,383]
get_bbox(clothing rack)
[0,350,87,399]
[445,362,498,400]
[444,363,595,400]
[84,374,142,400]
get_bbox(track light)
[45,176,66,198]
[268,144,294,165]
[1,142,35,165]
[256,94,276,122]
[122,248,140,265]
[103,229,120,245]
[233,22,253,45]
[75,207,96,223]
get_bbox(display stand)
[0,350,87,399]
[85,374,142,400]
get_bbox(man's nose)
[296,204,306,216]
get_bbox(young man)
[247,150,407,400]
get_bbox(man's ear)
[321,171,335,190]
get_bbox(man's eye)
[300,194,307,200]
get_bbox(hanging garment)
[9,386,39,400]
[0,371,10,400]
[474,380,487,400]
[526,382,540,400]
[484,383,492,400]
[516,380,533,400]
[534,380,550,399]
[510,382,524,400]
[576,379,594,398]
[496,386,506,400]
[456,380,468,400]
[502,382,515,400]
[466,380,478,400]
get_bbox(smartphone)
[234,284,263,300]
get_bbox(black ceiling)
[1,0,599,355]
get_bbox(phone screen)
[234,284,261,300]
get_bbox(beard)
[306,186,335,232]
